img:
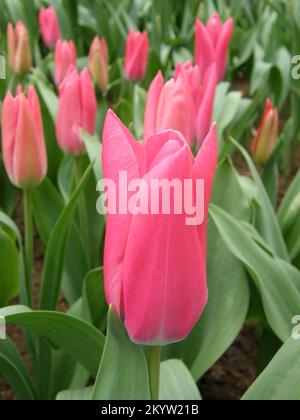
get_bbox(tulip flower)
[251,98,279,165]
[195,12,233,81]
[7,21,32,74]
[124,30,149,81]
[56,66,97,155]
[102,110,218,345]
[55,39,77,85]
[144,62,217,147]
[39,6,61,48]
[88,36,109,92]
[1,86,47,190]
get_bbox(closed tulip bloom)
[251,99,279,165]
[39,6,61,48]
[102,110,218,345]
[1,86,47,190]
[7,21,32,74]
[124,30,149,81]
[56,66,97,155]
[144,62,217,147]
[195,13,233,81]
[55,39,77,85]
[88,36,109,92]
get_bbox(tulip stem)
[148,346,161,401]
[23,190,33,307]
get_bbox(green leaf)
[0,227,19,307]
[160,360,201,401]
[0,306,105,378]
[0,339,36,400]
[242,338,300,400]
[81,130,102,183]
[210,204,300,342]
[82,268,108,330]
[39,163,93,310]
[56,386,93,401]
[92,307,150,400]
[231,139,289,261]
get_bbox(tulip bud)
[124,30,149,81]
[55,40,77,86]
[195,12,233,81]
[88,36,109,92]
[56,66,97,155]
[102,110,218,345]
[7,21,32,75]
[1,86,47,190]
[39,6,61,48]
[144,62,217,148]
[251,99,279,165]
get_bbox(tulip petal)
[216,18,233,80]
[123,144,207,345]
[103,111,143,316]
[195,20,216,79]
[143,71,164,141]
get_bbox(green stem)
[75,156,91,266]
[23,190,33,307]
[148,346,161,401]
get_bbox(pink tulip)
[1,86,47,190]
[251,98,279,165]
[39,6,61,48]
[56,66,97,155]
[195,13,233,81]
[7,21,32,74]
[88,36,109,92]
[102,110,218,345]
[124,30,149,81]
[55,40,77,85]
[144,62,217,147]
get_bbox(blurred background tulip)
[102,110,218,345]
[144,62,217,148]
[55,39,77,85]
[195,13,233,81]
[7,21,32,74]
[39,6,61,48]
[1,86,47,190]
[56,66,97,155]
[88,36,109,92]
[124,30,149,81]
[251,98,279,165]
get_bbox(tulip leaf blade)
[160,360,202,401]
[242,338,300,401]
[0,226,20,307]
[39,163,93,310]
[210,204,300,343]
[92,307,150,400]
[0,306,105,378]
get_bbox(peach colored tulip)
[1,86,47,190]
[88,36,109,92]
[144,62,217,148]
[124,30,149,81]
[195,13,233,81]
[39,6,61,48]
[251,98,279,165]
[56,66,97,155]
[102,110,218,345]
[55,39,77,86]
[7,21,32,74]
